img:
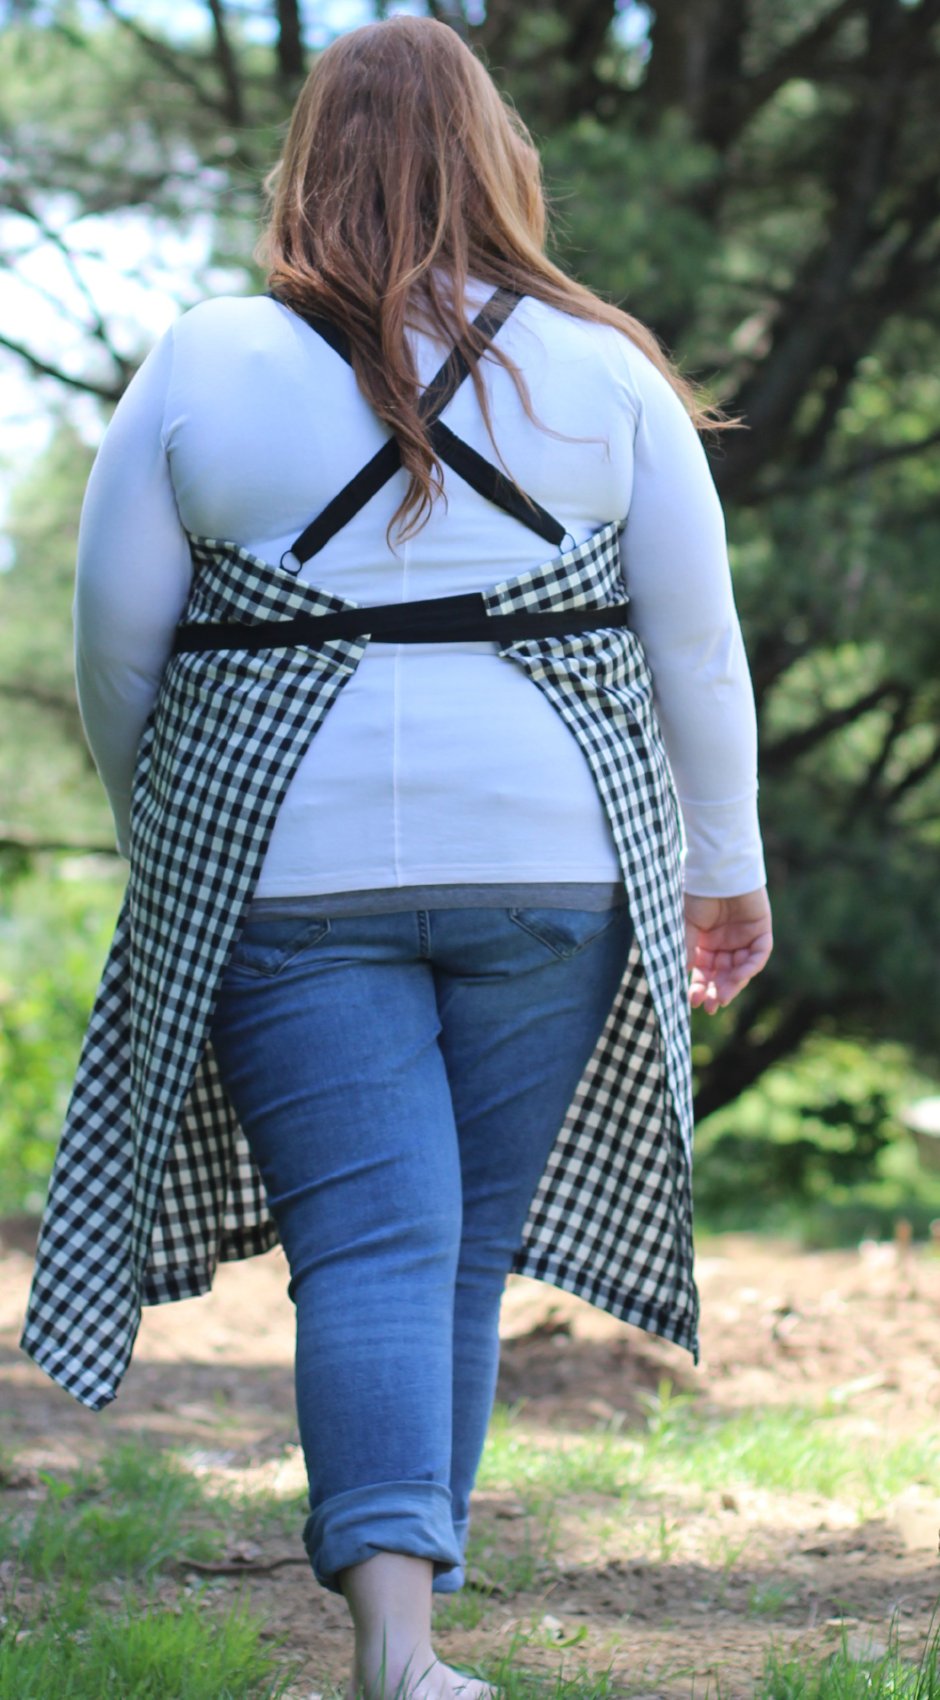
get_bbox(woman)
[22,17,772,1700]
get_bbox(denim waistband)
[247,881,627,919]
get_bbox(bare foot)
[442,1666,495,1700]
[345,1646,453,1700]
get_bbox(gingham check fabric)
[21,520,698,1412]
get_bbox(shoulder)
[512,295,667,409]
[168,293,304,357]
[174,293,284,326]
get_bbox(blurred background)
[1,0,938,1242]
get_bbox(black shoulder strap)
[269,288,566,567]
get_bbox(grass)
[434,1505,559,1630]
[426,1615,940,1700]
[476,1386,940,1516]
[0,1444,304,1697]
[0,1583,299,1699]
[754,1609,940,1699]
[748,1581,800,1618]
[345,1662,623,1700]
[368,1638,624,1700]
[3,1389,940,1696]
[0,1441,226,1583]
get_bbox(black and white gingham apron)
[21,290,698,1411]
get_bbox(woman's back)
[78,277,757,897]
[162,283,638,586]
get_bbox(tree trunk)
[273,0,305,82]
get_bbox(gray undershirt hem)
[247,881,627,918]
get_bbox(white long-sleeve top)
[74,282,765,898]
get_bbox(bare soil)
[1,1220,939,1698]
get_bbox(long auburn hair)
[259,15,738,542]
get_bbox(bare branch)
[0,683,79,721]
[0,825,118,858]
[881,733,940,810]
[840,688,914,828]
[0,332,122,399]
[3,189,135,386]
[751,425,940,503]
[205,0,245,123]
[94,0,229,115]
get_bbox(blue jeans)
[209,902,633,1594]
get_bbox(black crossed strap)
[275,286,567,570]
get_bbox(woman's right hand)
[684,886,773,1015]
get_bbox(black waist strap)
[172,592,631,653]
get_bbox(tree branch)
[205,0,245,123]
[476,0,523,61]
[726,0,862,142]
[0,682,79,720]
[3,189,136,388]
[715,24,925,497]
[563,0,620,120]
[0,825,118,858]
[427,0,470,39]
[695,996,820,1122]
[0,332,122,399]
[747,632,814,717]
[751,425,940,502]
[94,0,230,115]
[840,687,914,828]
[881,733,940,810]
[761,682,900,772]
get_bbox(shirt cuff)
[679,792,766,897]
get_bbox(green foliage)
[0,861,125,1212]
[0,1585,298,1700]
[0,1437,301,1697]
[0,11,276,300]
[1,1441,224,1582]
[541,113,720,329]
[758,1616,940,1700]
[0,422,111,843]
[694,1037,940,1241]
[462,1656,625,1700]
[479,1391,940,1513]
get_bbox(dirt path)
[2,1223,939,1697]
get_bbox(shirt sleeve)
[74,325,192,858]
[617,345,766,897]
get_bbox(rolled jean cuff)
[303,1480,464,1595]
[430,1513,469,1594]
